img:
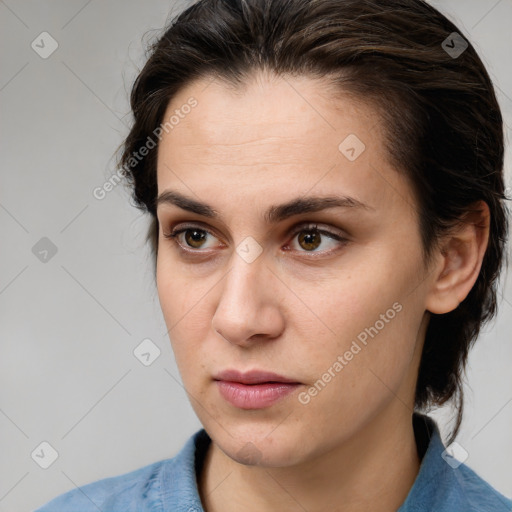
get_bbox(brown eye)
[297,230,322,251]
[183,229,208,249]
[289,223,347,255]
[163,222,348,257]
[163,226,218,251]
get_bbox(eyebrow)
[156,189,374,224]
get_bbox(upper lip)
[214,369,300,384]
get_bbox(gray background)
[1,1,511,510]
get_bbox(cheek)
[156,253,205,322]
[304,268,396,349]
[156,262,213,369]
[159,295,211,352]
[303,262,420,391]
[297,310,416,439]
[318,242,422,339]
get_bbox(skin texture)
[155,70,490,512]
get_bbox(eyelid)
[288,222,345,239]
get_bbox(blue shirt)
[34,414,511,511]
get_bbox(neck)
[198,405,421,512]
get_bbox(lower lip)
[215,381,301,409]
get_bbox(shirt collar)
[397,413,453,511]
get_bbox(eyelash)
[162,222,348,258]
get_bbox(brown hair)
[117,0,509,442]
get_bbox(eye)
[287,223,348,254]
[163,224,220,251]
[162,222,348,256]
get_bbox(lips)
[213,369,300,385]
[213,369,302,409]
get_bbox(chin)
[207,421,309,468]
[230,441,304,468]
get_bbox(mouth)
[213,369,302,409]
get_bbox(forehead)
[160,73,376,161]
[155,72,414,220]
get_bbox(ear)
[425,200,490,315]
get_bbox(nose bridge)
[218,248,266,318]
[212,246,281,344]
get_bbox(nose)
[211,253,284,348]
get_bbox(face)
[155,71,433,468]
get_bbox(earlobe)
[425,201,490,315]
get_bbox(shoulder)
[447,462,512,512]
[404,454,511,512]
[400,414,512,512]
[33,430,206,512]
[33,458,168,512]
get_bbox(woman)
[35,0,511,510]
